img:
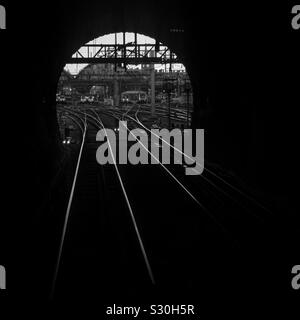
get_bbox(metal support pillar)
[113,78,119,107]
[151,67,155,115]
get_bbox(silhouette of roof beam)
[67,43,180,64]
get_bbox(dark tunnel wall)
[4,1,298,212]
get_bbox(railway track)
[51,105,274,304]
[52,109,157,301]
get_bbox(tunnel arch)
[56,31,195,131]
[53,24,207,129]
[56,30,195,94]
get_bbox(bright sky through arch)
[64,32,186,75]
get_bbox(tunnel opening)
[56,32,194,145]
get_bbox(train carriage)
[121,90,148,104]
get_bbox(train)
[121,90,148,104]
